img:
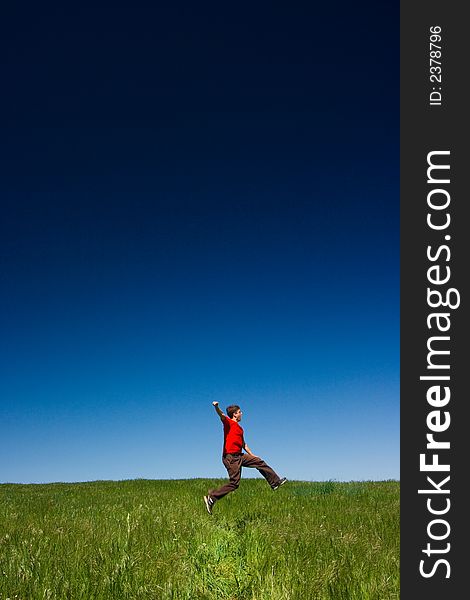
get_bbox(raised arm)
[212,401,226,422]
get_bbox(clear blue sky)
[1,2,399,483]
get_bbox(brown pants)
[210,453,281,501]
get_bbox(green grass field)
[0,478,399,600]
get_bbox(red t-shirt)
[222,417,244,455]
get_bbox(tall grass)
[0,479,399,599]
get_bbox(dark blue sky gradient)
[1,2,399,483]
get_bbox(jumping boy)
[203,401,287,514]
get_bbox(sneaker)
[272,477,287,491]
[203,495,215,515]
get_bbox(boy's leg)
[208,454,243,501]
[241,454,284,489]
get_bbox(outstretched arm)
[212,401,226,422]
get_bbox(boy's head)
[226,404,242,420]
